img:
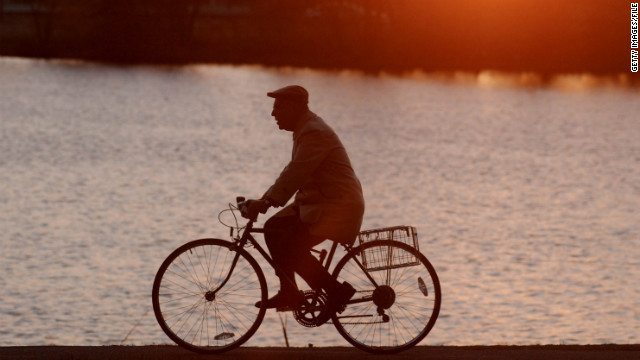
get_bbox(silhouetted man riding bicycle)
[244,85,365,318]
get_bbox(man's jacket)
[264,110,365,245]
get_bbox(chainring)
[293,290,329,327]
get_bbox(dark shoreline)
[1,345,639,360]
[2,1,637,81]
[2,55,639,90]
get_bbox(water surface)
[1,57,639,346]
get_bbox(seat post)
[323,242,339,270]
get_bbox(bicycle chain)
[331,320,389,325]
[294,290,387,327]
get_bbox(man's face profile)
[271,98,299,131]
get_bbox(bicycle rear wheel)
[152,239,267,354]
[332,240,441,354]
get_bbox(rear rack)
[357,226,420,271]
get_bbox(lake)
[1,57,639,347]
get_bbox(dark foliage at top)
[0,0,632,74]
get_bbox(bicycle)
[152,197,441,354]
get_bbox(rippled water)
[1,57,639,347]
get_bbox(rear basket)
[356,226,420,271]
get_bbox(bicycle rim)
[332,240,441,353]
[152,239,267,353]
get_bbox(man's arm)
[263,130,335,206]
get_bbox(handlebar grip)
[236,196,255,221]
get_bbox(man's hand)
[243,199,270,221]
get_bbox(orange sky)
[380,0,630,72]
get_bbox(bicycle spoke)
[165,264,207,292]
[389,310,405,348]
[159,292,202,306]
[217,298,256,327]
[152,240,267,353]
[195,245,211,291]
[171,297,205,335]
[183,300,208,344]
[332,240,440,353]
[177,254,206,293]
[218,300,253,335]
[393,302,424,335]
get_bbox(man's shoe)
[254,290,303,310]
[316,282,356,325]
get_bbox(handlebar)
[236,195,265,223]
[235,196,253,221]
[217,196,260,240]
[218,196,266,237]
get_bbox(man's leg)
[265,212,342,294]
[291,235,341,293]
[263,213,301,293]
[292,233,356,325]
[257,208,304,308]
[259,206,354,313]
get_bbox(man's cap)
[267,85,309,104]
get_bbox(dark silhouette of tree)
[29,0,59,55]
[0,0,633,75]
[134,0,207,44]
[91,0,207,62]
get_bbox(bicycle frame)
[211,218,380,303]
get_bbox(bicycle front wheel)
[332,240,441,354]
[152,239,267,354]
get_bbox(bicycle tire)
[152,239,267,354]
[331,240,441,354]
